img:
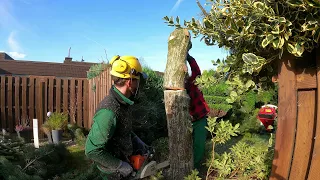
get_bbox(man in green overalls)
[85,55,149,180]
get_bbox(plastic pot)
[51,130,62,144]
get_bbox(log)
[164,90,193,179]
[163,28,191,90]
[163,28,194,179]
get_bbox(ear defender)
[110,55,128,73]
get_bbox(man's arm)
[85,109,121,170]
[187,54,201,82]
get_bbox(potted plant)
[41,121,53,144]
[15,117,33,143]
[46,112,68,144]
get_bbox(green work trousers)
[192,117,208,170]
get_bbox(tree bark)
[163,28,194,179]
[164,90,193,179]
[163,28,191,90]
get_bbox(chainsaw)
[128,147,170,179]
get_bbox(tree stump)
[164,28,193,179]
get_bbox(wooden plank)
[56,79,61,112]
[63,79,69,114]
[1,76,6,130]
[270,55,298,180]
[21,77,27,123]
[48,78,54,112]
[44,78,48,116]
[308,50,320,180]
[29,77,35,125]
[296,70,317,89]
[83,80,89,129]
[14,77,20,125]
[36,80,45,138]
[289,90,316,180]
[7,77,13,132]
[77,79,83,127]
[70,79,76,124]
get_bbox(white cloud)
[8,31,20,51]
[8,52,26,58]
[170,0,184,14]
[7,31,26,59]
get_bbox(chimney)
[0,52,14,61]
[64,57,72,63]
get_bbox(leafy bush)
[87,63,109,80]
[228,87,278,134]
[164,0,320,103]
[21,143,71,179]
[46,112,68,130]
[210,133,275,180]
[0,142,73,180]
[130,67,167,144]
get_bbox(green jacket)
[85,86,137,173]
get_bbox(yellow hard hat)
[109,55,147,80]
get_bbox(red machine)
[257,104,278,132]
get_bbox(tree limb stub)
[163,28,191,90]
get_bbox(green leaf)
[261,38,270,48]
[176,16,180,24]
[313,28,320,43]
[267,34,274,41]
[287,43,295,54]
[279,17,286,23]
[245,80,255,89]
[236,20,245,27]
[278,36,285,48]
[226,29,237,35]
[271,25,280,34]
[163,16,169,21]
[260,77,268,81]
[287,0,304,7]
[223,66,230,72]
[295,42,304,56]
[242,53,258,64]
[272,38,280,49]
[284,33,290,41]
[230,91,237,98]
[306,0,320,8]
[267,65,273,72]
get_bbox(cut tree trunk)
[164,28,193,179]
[163,28,191,90]
[164,90,193,179]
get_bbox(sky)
[0,0,228,72]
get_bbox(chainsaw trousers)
[192,117,208,170]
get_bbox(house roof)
[0,53,96,78]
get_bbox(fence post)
[33,119,39,148]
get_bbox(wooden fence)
[88,69,113,128]
[0,75,89,134]
[270,50,320,180]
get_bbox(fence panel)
[0,75,90,135]
[88,69,112,128]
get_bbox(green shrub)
[0,156,42,180]
[87,63,109,80]
[228,87,278,134]
[22,143,71,179]
[210,133,275,180]
[130,67,167,144]
[46,112,68,130]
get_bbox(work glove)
[117,161,133,177]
